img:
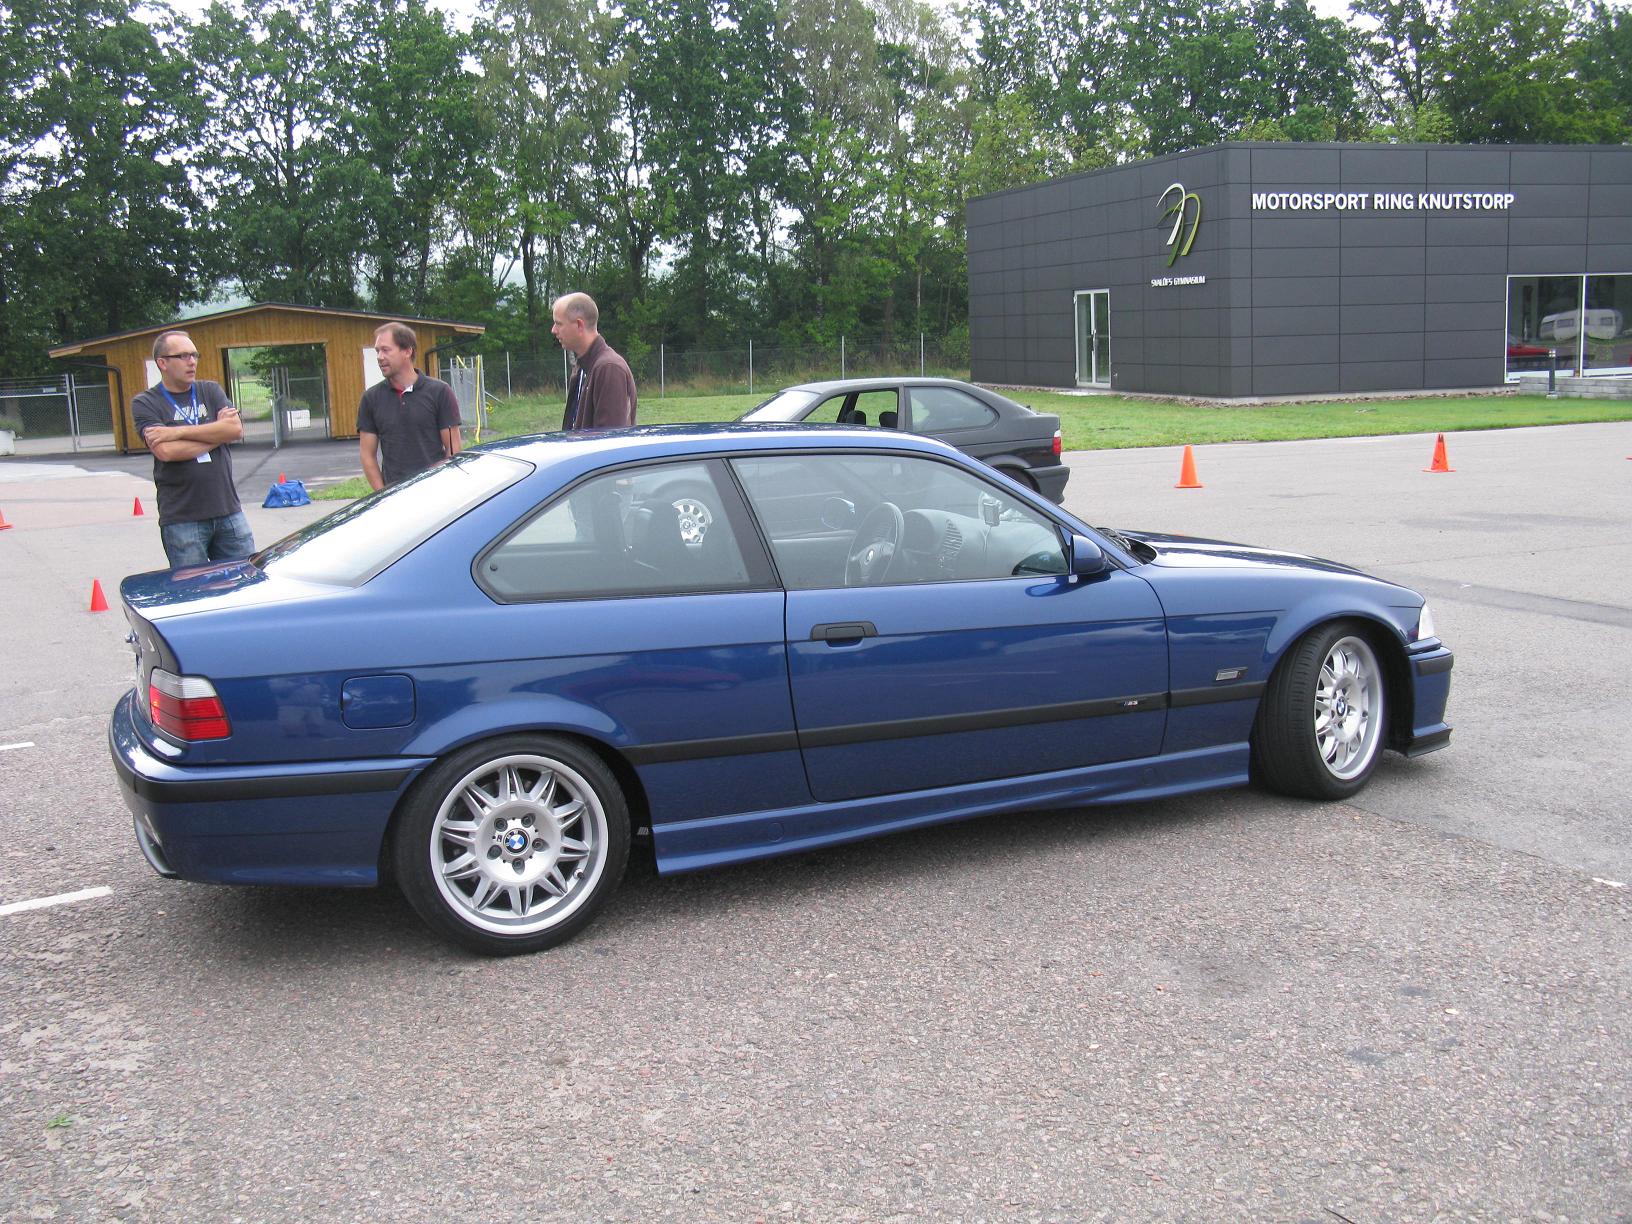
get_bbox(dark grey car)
[739,377,1069,503]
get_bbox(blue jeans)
[160,511,256,568]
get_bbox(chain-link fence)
[486,335,970,402]
[0,373,117,454]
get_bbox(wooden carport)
[49,303,485,452]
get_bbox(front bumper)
[1402,644,1454,756]
[108,689,428,887]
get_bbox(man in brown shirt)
[551,292,637,429]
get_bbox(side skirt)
[652,744,1250,874]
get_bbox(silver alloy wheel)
[429,752,609,935]
[1314,634,1382,780]
[672,496,713,547]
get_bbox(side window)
[480,461,752,601]
[849,389,899,428]
[807,390,898,427]
[805,395,851,425]
[908,387,997,433]
[732,453,1066,590]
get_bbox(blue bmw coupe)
[110,425,1453,955]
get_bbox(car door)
[472,458,806,822]
[729,451,1169,803]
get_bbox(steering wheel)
[845,502,905,586]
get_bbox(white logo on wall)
[1153,182,1207,288]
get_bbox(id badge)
[196,452,211,463]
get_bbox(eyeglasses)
[159,351,200,361]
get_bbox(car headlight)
[1415,602,1438,642]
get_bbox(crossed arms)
[143,407,243,461]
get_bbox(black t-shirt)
[131,379,243,526]
[356,372,461,485]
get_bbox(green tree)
[1574,1,1632,132]
[964,0,1121,158]
[1,0,211,375]
[619,0,780,345]
[480,0,611,344]
[1348,0,1451,131]
[1117,0,1358,154]
[873,0,973,338]
[338,0,481,313]
[1436,0,1627,142]
[189,0,367,306]
[771,0,892,338]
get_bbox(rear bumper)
[108,690,428,886]
[1403,644,1454,756]
[1028,463,1071,504]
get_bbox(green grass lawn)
[314,389,1632,500]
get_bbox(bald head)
[551,293,600,357]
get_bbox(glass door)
[1075,290,1111,387]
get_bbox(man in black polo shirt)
[131,329,255,568]
[357,322,462,490]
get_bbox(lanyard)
[159,384,200,425]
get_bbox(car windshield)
[739,389,820,422]
[254,452,532,586]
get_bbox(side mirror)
[820,497,858,530]
[1069,534,1107,577]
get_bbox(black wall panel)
[966,142,1632,397]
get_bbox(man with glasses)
[131,330,255,568]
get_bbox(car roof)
[779,376,992,395]
[478,421,963,471]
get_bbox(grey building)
[966,142,1632,398]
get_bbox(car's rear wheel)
[394,735,630,955]
[1252,621,1386,800]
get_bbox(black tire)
[393,734,630,956]
[1252,621,1386,801]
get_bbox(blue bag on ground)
[263,479,312,508]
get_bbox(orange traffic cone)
[132,497,145,517]
[278,472,287,483]
[89,579,109,613]
[1175,445,1203,489]
[0,507,12,530]
[1424,433,1454,473]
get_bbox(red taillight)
[1052,429,1062,457]
[148,668,231,741]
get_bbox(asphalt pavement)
[0,423,1628,1221]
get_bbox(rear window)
[740,389,819,421]
[254,452,531,586]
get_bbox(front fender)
[1262,587,1418,662]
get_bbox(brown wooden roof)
[49,301,485,357]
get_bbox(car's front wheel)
[393,735,630,955]
[1252,621,1386,800]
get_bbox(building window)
[1507,274,1632,380]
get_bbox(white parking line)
[0,742,36,752]
[0,886,113,917]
